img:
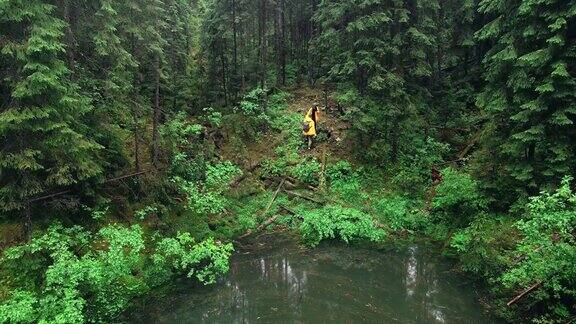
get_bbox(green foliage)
[160,112,204,154]
[476,0,576,193]
[327,163,369,206]
[153,233,233,285]
[326,160,353,181]
[0,0,103,212]
[238,88,267,119]
[0,224,233,323]
[300,205,386,247]
[290,158,321,185]
[200,107,223,128]
[135,205,159,221]
[172,161,241,215]
[499,176,576,320]
[448,214,515,277]
[432,168,487,226]
[372,196,425,233]
[391,138,449,194]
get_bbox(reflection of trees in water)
[404,245,448,323]
[139,242,489,324]
[216,255,309,322]
[406,245,418,297]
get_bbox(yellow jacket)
[303,108,319,137]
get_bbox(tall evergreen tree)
[0,0,103,214]
[476,0,576,194]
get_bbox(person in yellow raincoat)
[303,104,320,149]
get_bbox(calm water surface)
[130,235,496,323]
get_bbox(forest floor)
[286,87,355,161]
[220,86,357,169]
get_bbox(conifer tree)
[0,0,102,213]
[476,0,576,192]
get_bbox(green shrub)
[390,138,449,195]
[152,233,233,285]
[329,172,368,206]
[372,196,425,232]
[290,158,321,185]
[326,160,353,182]
[448,214,514,277]
[0,224,234,323]
[300,205,385,247]
[499,176,576,321]
[172,161,241,215]
[432,167,487,227]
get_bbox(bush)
[432,167,487,227]
[290,158,321,185]
[329,168,368,206]
[391,137,449,195]
[448,214,515,277]
[300,205,386,247]
[326,160,353,182]
[0,224,233,323]
[372,196,425,233]
[499,176,576,322]
[172,161,241,215]
[152,233,234,285]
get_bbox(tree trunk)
[231,0,238,74]
[259,0,268,88]
[231,0,239,99]
[220,49,229,107]
[390,120,399,162]
[132,95,141,173]
[24,202,32,240]
[62,0,75,68]
[275,0,286,86]
[152,56,161,167]
[132,43,141,173]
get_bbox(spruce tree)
[0,0,102,213]
[476,0,576,192]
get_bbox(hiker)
[303,104,320,149]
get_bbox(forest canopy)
[1,0,575,322]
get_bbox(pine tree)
[0,0,103,214]
[311,0,439,162]
[476,0,576,192]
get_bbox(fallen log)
[238,179,285,239]
[238,214,281,239]
[229,163,261,188]
[284,176,318,191]
[283,189,324,204]
[284,179,318,192]
[507,281,543,306]
[27,170,150,203]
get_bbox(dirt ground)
[287,87,356,163]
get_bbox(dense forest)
[0,0,575,322]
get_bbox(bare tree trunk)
[24,202,32,240]
[259,0,268,88]
[132,95,141,173]
[390,121,399,162]
[62,0,75,68]
[230,0,239,99]
[231,0,238,73]
[220,49,229,107]
[152,56,161,167]
[275,0,286,86]
[132,43,141,172]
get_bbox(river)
[129,234,497,323]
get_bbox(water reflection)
[130,240,495,324]
[406,245,418,297]
[404,244,448,323]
